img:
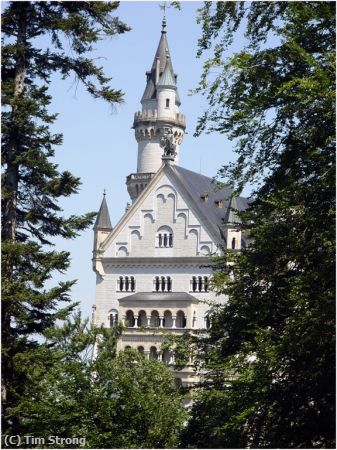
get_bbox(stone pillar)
[122,315,126,326]
[144,351,150,360]
[159,316,164,328]
[172,316,176,329]
[146,315,150,327]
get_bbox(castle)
[92,18,248,387]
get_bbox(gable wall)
[103,173,217,259]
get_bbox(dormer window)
[166,98,170,108]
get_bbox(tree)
[182,2,335,448]
[1,1,129,432]
[11,313,186,449]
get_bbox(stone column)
[159,316,164,328]
[172,316,176,329]
[144,351,150,360]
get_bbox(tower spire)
[127,17,186,201]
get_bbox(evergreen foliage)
[8,313,185,449]
[1,1,129,433]
[182,2,335,448]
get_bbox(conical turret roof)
[224,195,241,225]
[141,18,180,105]
[158,57,176,87]
[94,194,112,230]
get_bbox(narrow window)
[204,276,209,292]
[125,276,129,292]
[161,276,166,292]
[167,276,172,292]
[192,276,197,292]
[155,276,160,292]
[159,233,162,247]
[163,233,168,247]
[169,233,173,247]
[119,276,124,292]
[232,237,236,249]
[166,98,170,107]
[198,276,203,292]
[131,276,135,292]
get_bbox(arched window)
[204,312,211,329]
[162,349,171,363]
[138,346,145,356]
[149,346,158,360]
[118,276,136,292]
[166,98,170,108]
[161,276,166,292]
[131,276,135,291]
[167,276,172,292]
[153,276,172,292]
[150,310,160,327]
[204,276,209,292]
[232,237,236,249]
[125,310,135,328]
[125,276,130,291]
[192,276,197,292]
[156,226,173,248]
[198,276,203,291]
[176,310,186,329]
[108,309,118,328]
[155,276,160,292]
[190,276,208,292]
[137,310,147,327]
[163,310,173,328]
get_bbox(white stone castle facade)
[92,19,248,386]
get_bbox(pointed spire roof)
[158,57,176,87]
[141,18,181,105]
[151,17,171,73]
[94,193,112,230]
[224,196,241,225]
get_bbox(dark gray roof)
[158,59,176,87]
[94,196,112,230]
[171,165,249,243]
[224,195,241,225]
[141,25,181,106]
[119,292,198,303]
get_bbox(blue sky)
[18,1,248,320]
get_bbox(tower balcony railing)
[133,110,186,127]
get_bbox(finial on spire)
[159,2,167,32]
[103,188,106,197]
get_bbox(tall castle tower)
[92,18,249,390]
[126,17,186,202]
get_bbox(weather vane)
[159,2,167,18]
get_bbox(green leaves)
[184,2,335,448]
[1,1,130,435]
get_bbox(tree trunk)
[1,5,27,410]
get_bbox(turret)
[224,196,242,250]
[127,18,186,202]
[93,193,113,252]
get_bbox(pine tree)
[1,1,129,432]
[182,2,335,447]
